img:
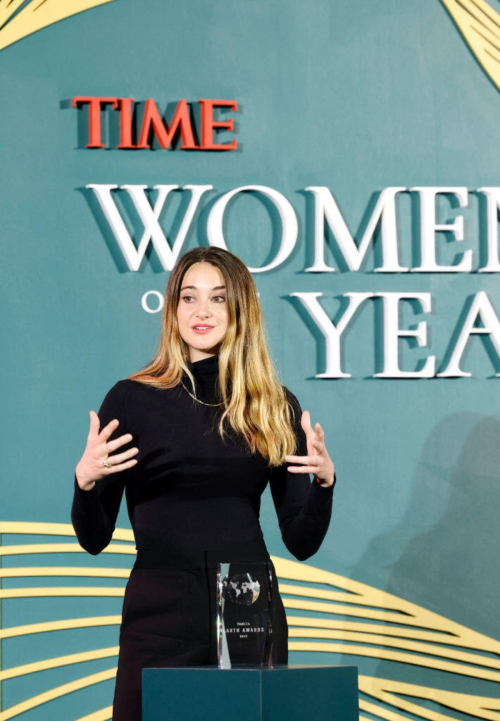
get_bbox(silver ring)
[102,458,110,468]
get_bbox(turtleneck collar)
[186,353,220,376]
[183,353,220,404]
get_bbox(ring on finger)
[102,458,111,468]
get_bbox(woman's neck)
[184,353,220,403]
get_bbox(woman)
[71,247,336,721]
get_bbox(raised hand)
[285,411,335,487]
[75,411,139,491]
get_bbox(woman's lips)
[191,326,214,334]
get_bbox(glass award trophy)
[216,561,274,669]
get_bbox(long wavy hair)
[127,247,299,466]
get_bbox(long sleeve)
[269,388,336,562]
[71,381,132,555]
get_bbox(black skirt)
[112,540,289,721]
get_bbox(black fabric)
[113,558,288,720]
[70,353,335,720]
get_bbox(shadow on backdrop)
[346,411,500,693]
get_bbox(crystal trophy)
[216,561,274,668]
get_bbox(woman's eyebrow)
[180,285,226,291]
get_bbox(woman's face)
[177,262,229,362]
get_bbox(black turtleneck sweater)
[71,354,335,562]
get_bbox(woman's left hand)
[285,411,335,487]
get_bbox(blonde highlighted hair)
[127,247,299,466]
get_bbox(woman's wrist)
[75,466,96,492]
[315,472,335,488]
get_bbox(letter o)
[142,291,164,314]
[207,185,298,272]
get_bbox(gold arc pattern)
[0,522,498,720]
[0,0,499,98]
[0,615,122,640]
[358,676,500,721]
[0,667,116,721]
[441,0,500,91]
[0,0,116,53]
[273,555,500,719]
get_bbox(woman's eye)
[181,295,226,302]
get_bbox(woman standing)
[71,247,336,721]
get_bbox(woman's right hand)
[75,411,139,491]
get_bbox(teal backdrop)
[1,0,500,719]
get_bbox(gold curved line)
[289,628,500,670]
[284,597,500,654]
[283,597,433,625]
[0,566,131,579]
[288,642,500,682]
[0,646,118,681]
[74,707,112,721]
[282,583,496,657]
[273,556,500,654]
[279,582,405,609]
[0,667,116,720]
[466,0,500,26]
[0,586,125,599]
[0,615,121,639]
[272,557,399,603]
[0,0,117,54]
[286,616,480,647]
[360,698,416,721]
[467,0,500,26]
[0,1,25,29]
[359,675,500,721]
[74,708,112,721]
[485,47,500,67]
[0,543,135,556]
[471,21,500,54]
[364,693,500,721]
[441,0,500,91]
[0,521,77,535]
[0,521,134,542]
[459,0,500,38]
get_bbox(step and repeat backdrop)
[1,0,500,719]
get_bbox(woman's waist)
[133,536,271,570]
